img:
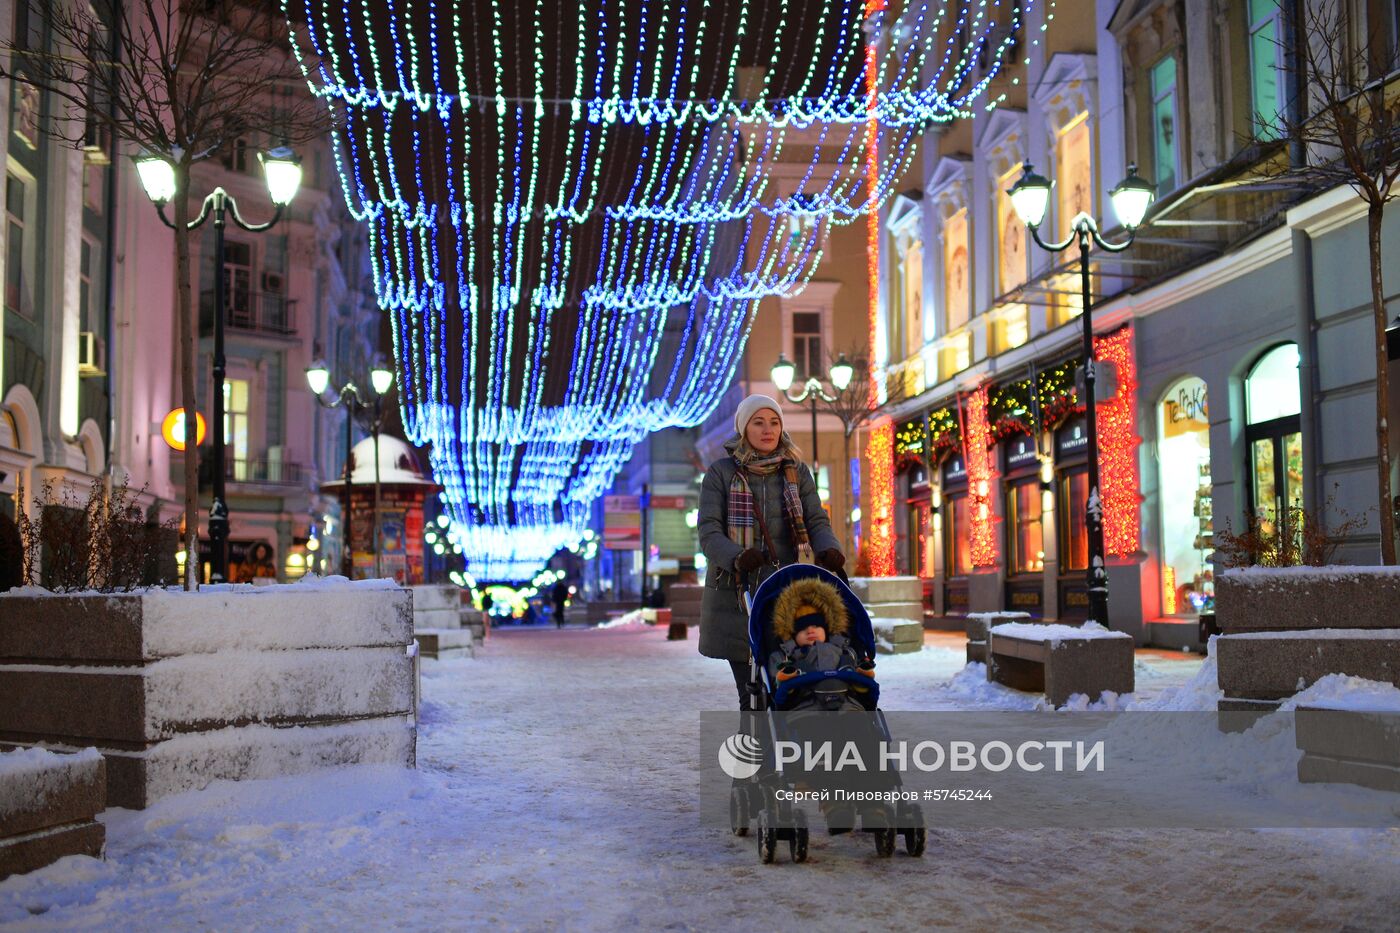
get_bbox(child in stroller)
[767,576,876,711]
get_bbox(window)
[945,493,972,576]
[903,238,924,360]
[996,166,1027,296]
[1157,376,1213,614]
[792,311,822,380]
[943,208,970,331]
[1059,468,1089,572]
[5,174,28,317]
[1245,344,1303,549]
[1248,0,1284,140]
[1006,480,1044,574]
[1150,56,1180,193]
[222,138,251,174]
[223,240,253,325]
[224,378,251,481]
[79,238,94,331]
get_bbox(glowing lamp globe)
[1109,166,1155,230]
[134,154,177,204]
[259,147,303,206]
[771,354,796,392]
[305,361,331,396]
[1007,163,1052,229]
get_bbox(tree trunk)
[173,166,200,589]
[1367,204,1397,565]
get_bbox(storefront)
[1155,376,1214,615]
[1053,414,1091,620]
[939,452,970,614]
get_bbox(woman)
[697,394,846,709]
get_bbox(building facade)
[870,0,1400,646]
[0,1,381,587]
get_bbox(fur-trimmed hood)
[771,576,849,642]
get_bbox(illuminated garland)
[957,384,999,568]
[928,406,959,456]
[281,0,1037,579]
[1093,326,1142,557]
[866,418,896,576]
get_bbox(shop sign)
[1161,378,1209,439]
[942,455,967,486]
[1004,435,1039,472]
[1055,417,1088,459]
[1007,588,1043,610]
[945,585,969,610]
[604,495,641,550]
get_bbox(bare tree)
[1,0,326,587]
[1266,1,1400,564]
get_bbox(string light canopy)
[282,0,1039,579]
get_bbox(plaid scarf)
[727,437,810,560]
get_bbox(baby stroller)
[729,563,926,863]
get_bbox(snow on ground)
[3,627,1399,931]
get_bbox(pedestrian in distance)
[551,578,569,628]
[696,394,846,710]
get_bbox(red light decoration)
[866,418,896,576]
[957,384,1000,568]
[1093,326,1143,556]
[864,0,885,405]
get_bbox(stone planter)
[408,583,474,659]
[0,748,105,879]
[0,580,416,809]
[1215,567,1400,715]
[1215,567,1400,634]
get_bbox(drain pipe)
[1288,0,1322,516]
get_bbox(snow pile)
[596,610,651,630]
[1281,674,1400,712]
[993,621,1133,644]
[1127,639,1224,712]
[1224,628,1400,640]
[1220,565,1400,582]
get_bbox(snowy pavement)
[3,626,1400,931]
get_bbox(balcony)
[200,290,298,339]
[197,455,306,489]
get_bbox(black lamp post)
[135,146,302,583]
[1008,162,1155,628]
[769,352,856,474]
[305,361,394,578]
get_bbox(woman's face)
[745,409,782,454]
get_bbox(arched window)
[1245,344,1304,546]
[1157,376,1213,615]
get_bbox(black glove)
[816,548,846,571]
[735,548,765,574]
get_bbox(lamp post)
[305,361,394,578]
[1008,162,1155,628]
[770,352,856,475]
[135,146,302,584]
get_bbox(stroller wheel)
[757,809,778,863]
[729,785,750,836]
[873,827,896,858]
[899,802,927,857]
[789,810,809,863]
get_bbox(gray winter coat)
[697,442,843,663]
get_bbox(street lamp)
[770,352,855,473]
[305,360,394,578]
[136,145,302,583]
[1008,162,1155,628]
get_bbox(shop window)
[1056,113,1094,230]
[1157,376,1214,614]
[5,173,29,318]
[1245,344,1303,548]
[945,493,971,576]
[1059,468,1090,571]
[943,208,970,331]
[1006,479,1044,574]
[1248,0,1284,140]
[1150,56,1180,193]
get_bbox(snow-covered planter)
[408,583,473,659]
[0,747,105,879]
[1215,566,1400,634]
[0,578,416,809]
[1215,567,1400,715]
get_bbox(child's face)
[795,625,826,647]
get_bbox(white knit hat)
[734,394,784,436]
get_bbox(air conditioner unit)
[78,331,105,376]
[261,270,285,293]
